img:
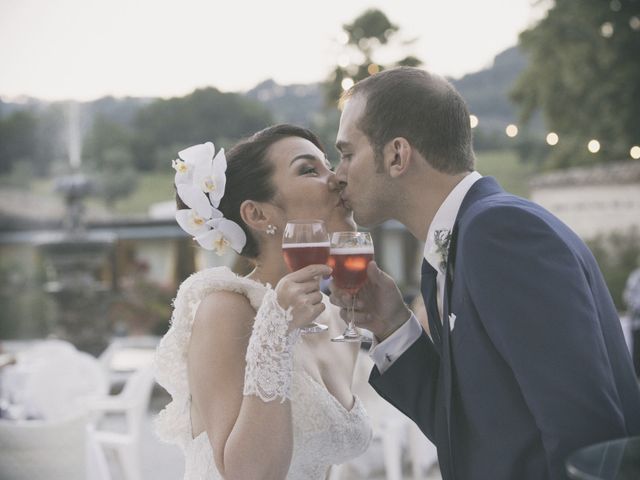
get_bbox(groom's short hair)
[342,67,475,174]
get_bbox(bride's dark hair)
[176,124,326,259]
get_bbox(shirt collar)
[423,171,482,269]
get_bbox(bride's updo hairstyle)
[176,124,326,259]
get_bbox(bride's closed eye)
[299,165,319,175]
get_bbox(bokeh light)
[600,22,614,38]
[505,124,518,138]
[588,139,601,153]
[337,55,350,68]
[367,63,380,75]
[546,132,559,146]
[630,146,640,160]
[469,114,479,128]
[341,78,354,91]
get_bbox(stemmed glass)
[282,220,330,334]
[329,231,374,342]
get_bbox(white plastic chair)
[0,413,88,480]
[3,339,108,421]
[344,350,410,480]
[86,422,112,480]
[408,420,439,480]
[89,365,156,480]
[99,336,159,389]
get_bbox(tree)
[0,110,38,174]
[131,87,273,171]
[324,9,422,107]
[511,0,640,169]
[95,147,139,208]
[83,115,133,168]
[315,9,423,157]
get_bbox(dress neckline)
[299,370,359,414]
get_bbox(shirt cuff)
[369,313,423,374]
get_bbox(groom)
[330,67,640,480]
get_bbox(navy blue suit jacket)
[370,177,640,480]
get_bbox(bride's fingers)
[289,264,332,282]
[298,279,322,294]
[306,291,323,306]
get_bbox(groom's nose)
[334,161,347,187]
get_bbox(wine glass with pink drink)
[282,219,330,334]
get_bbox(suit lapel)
[437,176,504,478]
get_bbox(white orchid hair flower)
[172,142,246,255]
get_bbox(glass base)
[300,322,329,334]
[331,328,364,343]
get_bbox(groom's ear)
[385,137,412,179]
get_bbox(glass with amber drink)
[329,231,374,342]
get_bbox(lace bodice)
[154,267,372,480]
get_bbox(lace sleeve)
[243,289,301,403]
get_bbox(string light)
[505,124,518,138]
[546,132,559,146]
[367,63,380,75]
[463,114,637,158]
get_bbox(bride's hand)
[275,264,332,332]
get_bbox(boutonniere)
[433,229,451,274]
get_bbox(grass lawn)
[113,171,174,214]
[475,149,537,198]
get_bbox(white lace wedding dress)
[154,267,372,479]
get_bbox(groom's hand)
[329,261,411,342]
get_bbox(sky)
[0,0,550,102]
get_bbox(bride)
[154,124,372,479]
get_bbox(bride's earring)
[266,224,277,235]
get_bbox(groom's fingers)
[338,307,372,327]
[328,287,367,310]
[366,261,383,285]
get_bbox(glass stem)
[349,294,356,331]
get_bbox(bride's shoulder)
[194,288,256,337]
[176,266,266,311]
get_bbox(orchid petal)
[178,142,215,166]
[174,168,193,186]
[193,229,221,252]
[215,218,247,254]
[176,184,214,219]
[209,148,227,207]
[175,209,210,236]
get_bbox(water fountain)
[35,102,116,355]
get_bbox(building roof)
[530,160,640,189]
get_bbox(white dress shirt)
[370,171,482,373]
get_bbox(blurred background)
[0,1,639,479]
